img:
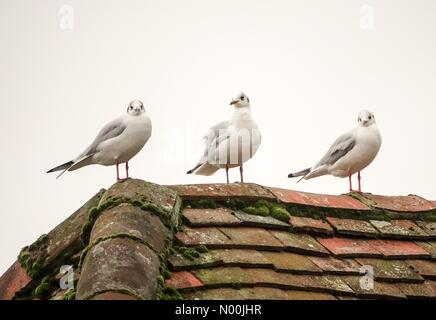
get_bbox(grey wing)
[198,120,232,163]
[78,117,127,158]
[315,131,356,167]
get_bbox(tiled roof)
[1,180,436,300]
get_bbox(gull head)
[127,100,145,116]
[358,110,376,127]
[230,92,250,108]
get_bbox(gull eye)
[241,96,244,101]
[368,115,372,120]
[130,106,133,110]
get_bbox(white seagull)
[288,110,381,192]
[187,92,262,183]
[47,100,152,181]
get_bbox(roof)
[1,179,436,300]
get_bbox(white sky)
[1,0,435,275]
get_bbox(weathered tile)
[308,256,363,275]
[342,276,407,299]
[415,221,436,237]
[261,251,322,274]
[270,230,329,256]
[213,249,273,267]
[169,183,275,201]
[91,292,137,300]
[0,261,32,300]
[397,282,436,299]
[407,260,436,280]
[183,208,241,226]
[370,220,428,239]
[168,252,223,271]
[268,188,369,210]
[289,216,334,236]
[76,237,160,300]
[218,227,283,250]
[326,217,379,237]
[90,203,169,253]
[356,258,424,283]
[165,271,204,289]
[175,227,232,247]
[192,267,249,286]
[415,241,436,260]
[368,239,431,259]
[317,237,383,258]
[183,288,251,300]
[184,286,337,300]
[244,269,353,295]
[360,194,435,212]
[233,211,289,229]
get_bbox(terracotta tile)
[0,261,32,300]
[261,251,322,274]
[169,184,275,201]
[283,291,337,300]
[218,227,283,250]
[233,211,289,229]
[342,276,407,299]
[270,230,329,256]
[213,249,273,267]
[415,241,436,260]
[368,239,431,259]
[183,208,241,226]
[289,216,334,236]
[165,271,204,289]
[175,227,232,247]
[360,194,435,212]
[397,282,436,299]
[168,253,223,271]
[370,220,428,239]
[356,258,424,283]
[91,292,137,300]
[192,267,249,286]
[268,188,368,210]
[407,260,436,279]
[317,237,383,258]
[326,217,379,237]
[308,256,363,275]
[415,221,436,237]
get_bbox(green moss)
[225,198,247,210]
[156,285,183,300]
[188,199,218,209]
[63,289,76,300]
[194,245,208,253]
[34,276,52,299]
[270,206,291,222]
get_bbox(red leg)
[126,161,130,179]
[239,165,244,183]
[116,161,120,181]
[348,173,353,192]
[358,171,361,192]
[225,165,229,184]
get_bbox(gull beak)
[230,100,238,105]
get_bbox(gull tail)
[187,163,219,176]
[288,168,311,183]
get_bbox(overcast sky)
[1,0,435,275]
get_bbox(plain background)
[0,0,435,275]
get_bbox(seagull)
[288,110,381,192]
[47,100,152,181]
[187,92,262,183]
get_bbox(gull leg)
[358,171,361,192]
[239,165,244,183]
[126,162,130,179]
[226,165,229,184]
[116,161,120,181]
[348,173,353,192]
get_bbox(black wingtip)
[186,170,193,174]
[288,173,295,178]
